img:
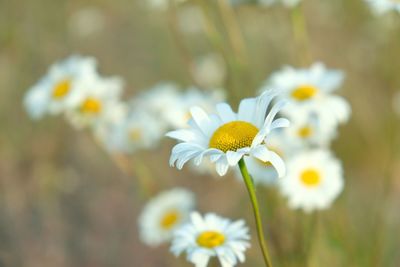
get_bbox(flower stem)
[238,158,273,267]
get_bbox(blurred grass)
[0,0,400,266]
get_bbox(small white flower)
[65,75,125,128]
[24,55,97,119]
[135,84,225,129]
[167,91,289,176]
[138,188,195,247]
[261,62,351,130]
[235,131,291,186]
[171,212,250,267]
[102,108,166,153]
[365,0,400,15]
[279,149,344,213]
[194,54,226,88]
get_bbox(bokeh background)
[1,0,400,266]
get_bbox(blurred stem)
[238,159,274,267]
[167,0,199,86]
[303,212,319,267]
[290,3,312,66]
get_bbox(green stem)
[238,158,273,267]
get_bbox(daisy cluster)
[24,55,225,155]
[138,188,251,267]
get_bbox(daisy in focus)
[279,149,344,213]
[24,55,97,119]
[365,0,400,15]
[166,90,289,176]
[171,212,250,267]
[261,62,351,130]
[138,188,195,247]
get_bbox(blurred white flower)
[279,149,344,213]
[24,55,97,119]
[235,131,291,186]
[101,108,166,153]
[138,188,195,247]
[171,212,250,267]
[167,90,289,176]
[194,54,226,88]
[365,0,400,15]
[65,75,125,129]
[68,7,105,37]
[261,62,351,130]
[135,84,225,129]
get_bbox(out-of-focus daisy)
[171,212,250,267]
[365,0,400,15]
[279,149,344,213]
[261,62,351,129]
[65,75,125,128]
[235,131,291,186]
[283,110,337,148]
[138,188,195,247]
[103,108,166,153]
[167,91,289,176]
[24,55,97,119]
[135,84,225,129]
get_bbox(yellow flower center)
[160,210,180,230]
[52,79,71,99]
[291,85,318,101]
[197,231,226,248]
[297,126,313,138]
[80,98,102,114]
[209,121,259,152]
[300,169,321,187]
[129,129,142,141]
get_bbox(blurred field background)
[1,0,400,266]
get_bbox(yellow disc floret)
[160,210,180,230]
[300,169,321,187]
[291,85,318,101]
[80,98,102,114]
[197,231,226,248]
[297,126,313,138]
[209,121,259,152]
[52,79,71,99]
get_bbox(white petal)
[216,103,236,123]
[252,146,286,178]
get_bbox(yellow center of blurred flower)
[300,169,321,187]
[160,210,180,230]
[80,98,102,114]
[129,129,142,141]
[291,85,318,101]
[52,79,71,99]
[197,231,226,248]
[209,121,259,152]
[297,126,313,138]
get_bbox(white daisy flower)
[261,62,351,130]
[102,108,166,153]
[171,212,250,267]
[283,110,337,149]
[279,149,344,213]
[365,0,400,15]
[138,188,195,247]
[24,55,97,119]
[167,91,289,176]
[65,75,125,128]
[235,131,291,186]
